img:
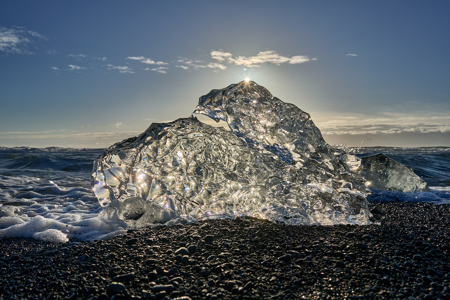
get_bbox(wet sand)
[1,202,450,299]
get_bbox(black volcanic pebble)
[106,282,126,295]
[175,247,189,256]
[187,245,197,254]
[112,273,134,282]
[1,202,450,299]
[204,235,214,244]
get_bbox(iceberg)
[359,153,427,193]
[92,81,371,226]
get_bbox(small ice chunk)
[359,153,427,192]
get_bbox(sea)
[0,146,449,243]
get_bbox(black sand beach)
[1,202,450,300]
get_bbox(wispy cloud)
[49,49,314,76]
[0,26,46,54]
[145,66,168,74]
[176,57,227,71]
[52,55,110,72]
[68,54,87,59]
[127,56,145,61]
[210,50,316,67]
[107,64,134,73]
[176,65,189,70]
[176,58,199,69]
[127,56,168,65]
[211,51,233,62]
[206,62,227,71]
[345,53,358,57]
[68,64,86,71]
[115,122,123,128]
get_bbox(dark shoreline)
[1,202,450,300]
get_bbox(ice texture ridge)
[92,80,371,226]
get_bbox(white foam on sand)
[0,175,127,243]
[1,175,449,243]
[429,186,450,204]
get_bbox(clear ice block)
[92,81,371,226]
[359,153,427,193]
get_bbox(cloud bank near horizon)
[2,111,449,148]
[314,113,450,135]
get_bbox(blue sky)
[1,0,449,148]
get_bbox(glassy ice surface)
[194,81,326,165]
[92,81,372,227]
[359,153,427,193]
[1,146,448,243]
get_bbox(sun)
[244,77,250,83]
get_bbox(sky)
[1,0,449,148]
